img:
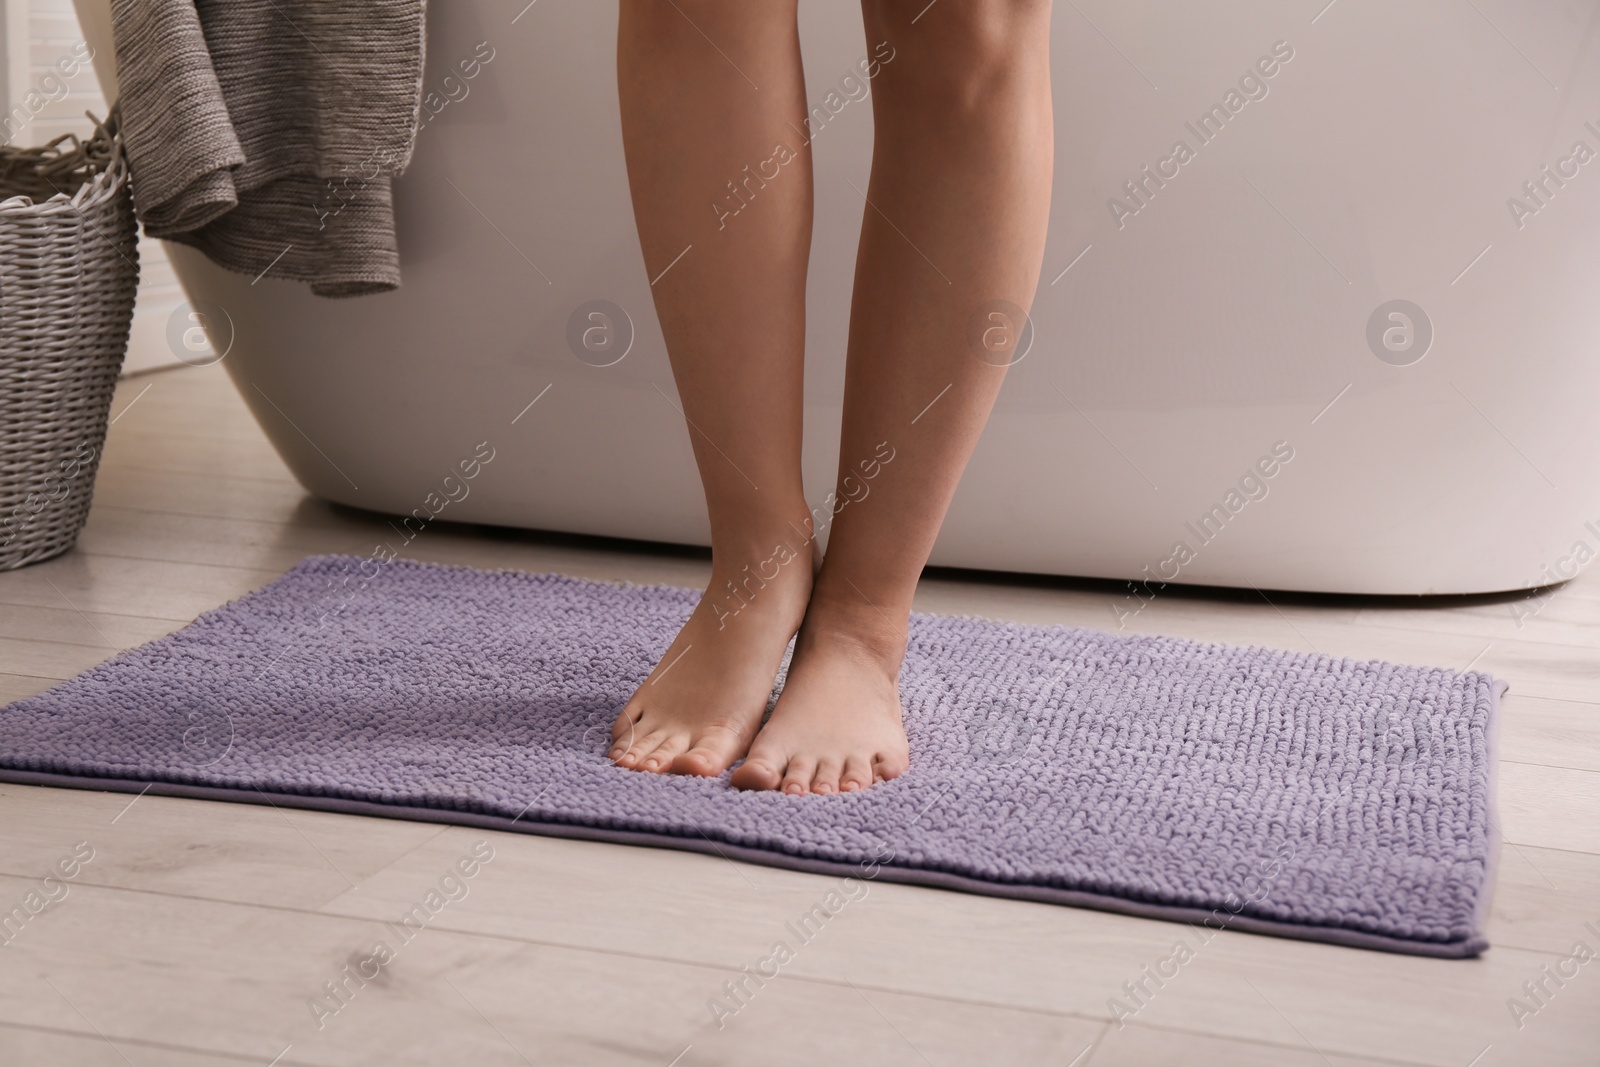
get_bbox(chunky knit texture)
[0,556,1500,956]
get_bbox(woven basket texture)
[0,114,140,570]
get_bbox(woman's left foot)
[730,597,910,794]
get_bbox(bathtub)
[78,0,1600,595]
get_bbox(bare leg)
[732,0,1055,794]
[611,1,816,776]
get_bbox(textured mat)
[0,555,1501,956]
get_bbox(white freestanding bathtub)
[78,0,1600,595]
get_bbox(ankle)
[800,585,909,669]
[704,538,814,630]
[710,515,817,588]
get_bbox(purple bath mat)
[0,555,1501,956]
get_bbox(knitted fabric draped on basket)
[0,111,140,570]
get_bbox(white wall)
[6,0,189,374]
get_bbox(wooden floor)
[2,364,1597,1067]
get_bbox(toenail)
[842,781,859,792]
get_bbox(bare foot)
[611,530,817,777]
[730,594,910,794]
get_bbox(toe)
[780,755,817,796]
[872,750,910,782]
[637,733,690,773]
[610,706,640,740]
[731,752,784,791]
[616,729,666,769]
[608,732,637,765]
[671,725,745,777]
[608,711,640,762]
[840,755,873,792]
[810,756,843,795]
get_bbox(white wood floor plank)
[0,553,281,621]
[0,672,56,703]
[104,398,274,445]
[0,1025,261,1067]
[87,466,326,526]
[311,826,1593,1066]
[95,437,300,486]
[73,506,383,574]
[107,385,280,443]
[1497,695,1600,772]
[0,603,179,651]
[0,784,448,912]
[0,875,1107,1067]
[0,637,117,680]
[1486,844,1600,953]
[1355,591,1600,649]
[1088,1022,1427,1067]
[1497,762,1600,854]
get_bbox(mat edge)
[1473,677,1508,949]
[0,768,1489,960]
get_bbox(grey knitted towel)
[0,556,1502,957]
[110,0,425,296]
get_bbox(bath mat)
[0,556,1501,957]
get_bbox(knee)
[864,0,1052,114]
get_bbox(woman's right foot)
[729,589,910,795]
[610,526,816,777]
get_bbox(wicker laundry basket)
[0,110,139,570]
